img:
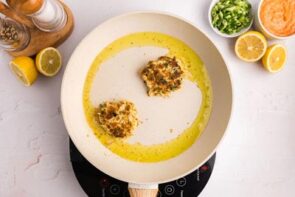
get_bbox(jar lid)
[7,0,44,15]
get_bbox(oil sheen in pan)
[83,32,212,162]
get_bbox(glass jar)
[7,0,67,32]
[30,0,67,32]
[0,17,30,51]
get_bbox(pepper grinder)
[7,0,67,32]
[0,17,30,51]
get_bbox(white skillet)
[61,11,233,196]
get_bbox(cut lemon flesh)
[235,31,267,62]
[10,56,38,86]
[36,47,62,77]
[262,44,287,73]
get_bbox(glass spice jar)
[7,0,67,32]
[0,17,30,51]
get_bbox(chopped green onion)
[211,0,252,35]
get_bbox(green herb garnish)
[211,0,252,34]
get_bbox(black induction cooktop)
[70,140,215,197]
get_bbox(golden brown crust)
[141,56,184,96]
[94,100,138,138]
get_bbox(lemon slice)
[235,31,267,62]
[10,56,38,86]
[36,47,62,77]
[262,44,287,73]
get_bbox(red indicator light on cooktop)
[201,165,209,172]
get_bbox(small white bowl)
[254,0,294,40]
[208,0,253,38]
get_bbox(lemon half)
[235,31,267,62]
[36,47,62,77]
[262,44,287,73]
[10,56,38,86]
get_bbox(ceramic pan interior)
[61,11,233,184]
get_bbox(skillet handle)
[128,183,158,197]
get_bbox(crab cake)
[95,100,139,138]
[141,56,184,96]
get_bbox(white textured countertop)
[0,0,295,196]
